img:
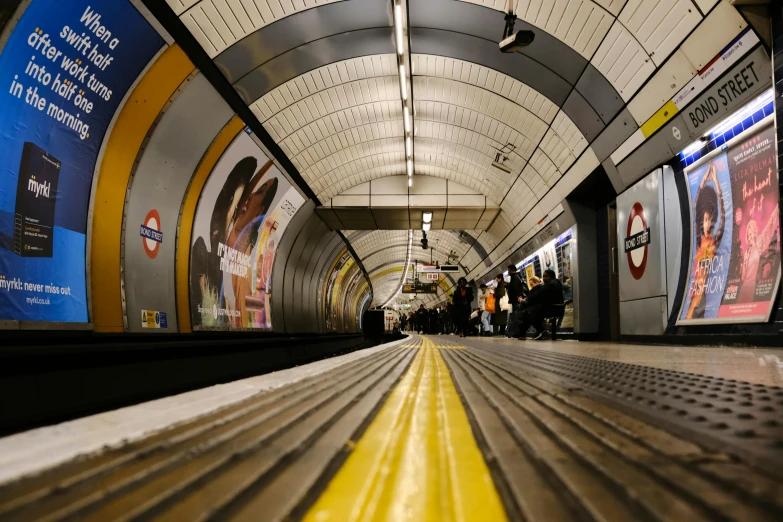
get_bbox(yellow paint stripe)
[640,100,679,138]
[91,45,195,332]
[303,336,507,522]
[176,116,244,332]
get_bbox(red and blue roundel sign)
[625,202,651,280]
[140,209,163,259]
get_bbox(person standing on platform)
[478,284,492,336]
[451,277,474,338]
[416,304,427,333]
[491,274,508,336]
[506,265,528,338]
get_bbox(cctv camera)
[500,30,534,53]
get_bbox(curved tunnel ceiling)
[164,0,744,305]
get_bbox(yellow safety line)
[303,337,507,522]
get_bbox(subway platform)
[0,335,782,522]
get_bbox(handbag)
[485,294,496,313]
[499,294,511,312]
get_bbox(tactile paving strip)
[465,340,783,479]
[0,344,417,522]
[427,335,783,521]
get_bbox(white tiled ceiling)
[460,0,707,101]
[168,0,344,56]
[253,53,590,221]
[167,0,747,300]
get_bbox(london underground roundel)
[140,209,163,259]
[625,202,651,280]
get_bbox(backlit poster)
[323,249,354,332]
[678,125,780,324]
[0,0,163,323]
[190,132,305,330]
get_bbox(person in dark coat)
[491,274,507,336]
[518,269,564,340]
[451,277,474,337]
[506,265,528,337]
[416,304,428,333]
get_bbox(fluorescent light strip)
[394,4,403,54]
[406,136,411,157]
[381,230,413,308]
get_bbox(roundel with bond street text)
[625,202,651,280]
[140,209,163,259]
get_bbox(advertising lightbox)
[678,124,780,324]
[190,132,305,330]
[0,0,163,323]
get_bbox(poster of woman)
[721,125,780,319]
[678,123,781,324]
[679,154,733,322]
[190,132,304,330]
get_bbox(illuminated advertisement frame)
[676,118,781,325]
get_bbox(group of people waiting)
[399,278,472,336]
[479,265,564,340]
[398,266,564,340]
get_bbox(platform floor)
[1,336,781,521]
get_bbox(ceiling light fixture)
[423,211,432,223]
[394,4,403,54]
[423,222,431,231]
[381,229,413,308]
[394,0,414,187]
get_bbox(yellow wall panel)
[176,116,244,333]
[91,45,195,332]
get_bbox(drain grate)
[466,341,783,477]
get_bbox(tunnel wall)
[122,72,234,333]
[0,0,369,335]
[272,206,370,335]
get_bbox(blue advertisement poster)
[0,0,164,322]
[679,153,735,322]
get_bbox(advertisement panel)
[678,125,780,324]
[0,0,163,323]
[190,132,305,329]
[323,249,353,332]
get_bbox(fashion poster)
[720,126,780,320]
[679,153,734,323]
[190,132,304,329]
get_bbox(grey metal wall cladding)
[617,46,772,188]
[619,295,668,336]
[561,89,604,143]
[616,114,689,186]
[283,213,320,333]
[292,220,329,332]
[215,0,391,84]
[575,64,624,124]
[602,158,626,193]
[591,108,638,162]
[302,228,336,329]
[410,0,585,86]
[662,165,682,318]
[271,199,315,333]
[411,28,572,106]
[616,168,667,303]
[123,74,233,333]
[313,236,347,332]
[233,28,395,105]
